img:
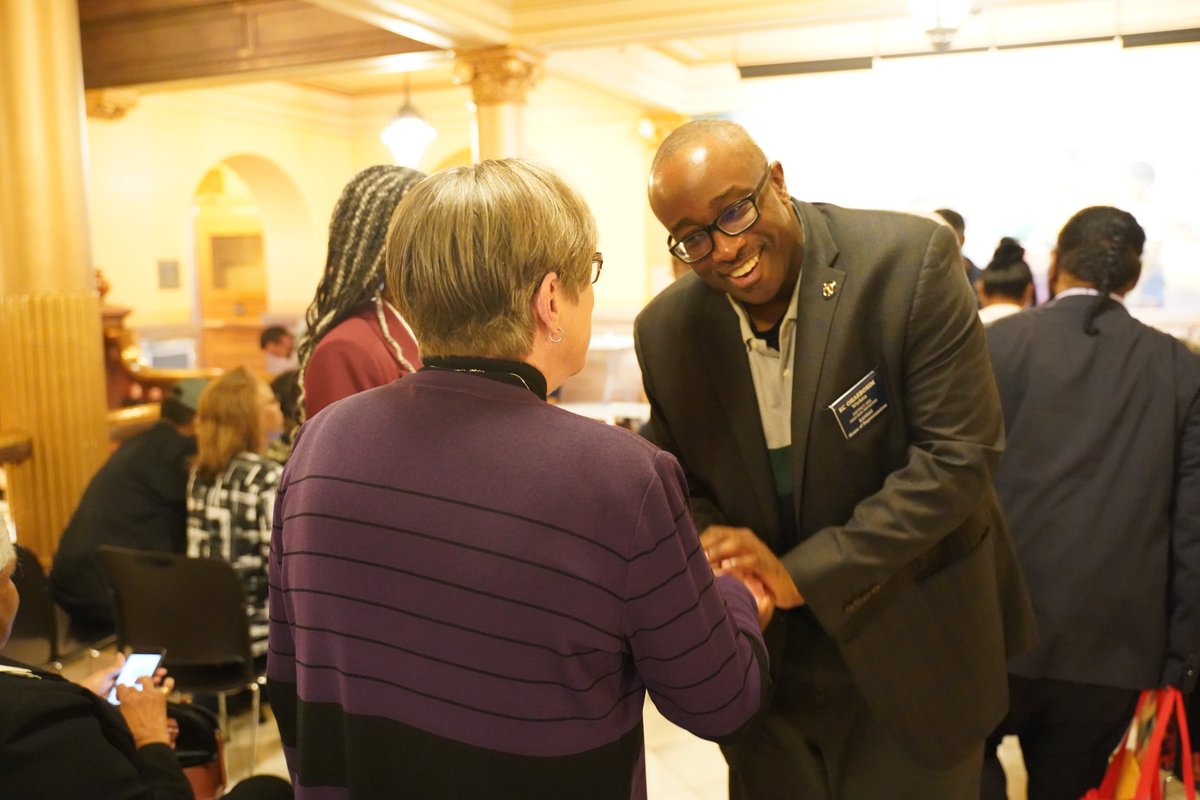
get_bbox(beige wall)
[87,84,356,327]
[350,74,657,319]
[86,74,663,335]
[526,77,660,320]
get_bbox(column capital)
[85,88,139,120]
[638,111,691,150]
[454,46,542,105]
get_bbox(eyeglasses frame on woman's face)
[590,252,603,284]
[666,163,774,264]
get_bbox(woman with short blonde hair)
[270,158,769,799]
[387,158,597,360]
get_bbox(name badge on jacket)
[829,370,889,440]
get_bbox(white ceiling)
[296,0,1200,112]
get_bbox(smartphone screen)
[106,650,165,704]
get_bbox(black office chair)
[0,543,110,670]
[99,545,265,770]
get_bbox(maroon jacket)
[303,301,422,419]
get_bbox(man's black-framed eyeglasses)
[667,163,773,264]
[590,252,603,284]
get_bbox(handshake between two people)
[701,525,806,631]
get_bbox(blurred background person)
[269,159,770,799]
[187,368,283,660]
[52,377,209,634]
[266,369,300,465]
[260,325,298,376]
[935,207,982,294]
[977,237,1036,325]
[981,206,1200,799]
[296,165,425,419]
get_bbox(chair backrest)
[99,546,251,670]
[1,544,58,666]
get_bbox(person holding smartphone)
[1,537,294,799]
[0,536,191,799]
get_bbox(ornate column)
[453,46,542,161]
[1,0,109,563]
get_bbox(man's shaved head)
[650,120,767,186]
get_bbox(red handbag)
[1082,687,1194,800]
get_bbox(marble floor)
[240,697,1035,800]
[64,651,1193,799]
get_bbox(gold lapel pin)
[822,280,838,299]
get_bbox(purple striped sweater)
[268,369,767,798]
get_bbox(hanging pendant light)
[381,74,436,168]
[909,0,975,51]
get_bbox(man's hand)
[116,676,175,749]
[701,525,805,610]
[737,572,777,630]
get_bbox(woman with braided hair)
[981,205,1200,800]
[297,165,426,419]
[1049,205,1146,334]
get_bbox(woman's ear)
[531,271,561,334]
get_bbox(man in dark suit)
[634,119,1036,799]
[51,376,206,632]
[982,205,1200,800]
[935,207,984,297]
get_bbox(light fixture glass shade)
[381,101,436,168]
[908,0,973,50]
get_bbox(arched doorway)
[192,155,313,374]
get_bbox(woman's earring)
[548,327,564,344]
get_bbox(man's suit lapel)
[790,202,845,520]
[697,288,780,547]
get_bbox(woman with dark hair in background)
[186,367,283,658]
[296,165,426,419]
[977,237,1036,325]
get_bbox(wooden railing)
[104,311,221,408]
[0,405,175,466]
[107,404,162,444]
[0,429,33,465]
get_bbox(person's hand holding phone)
[116,676,176,749]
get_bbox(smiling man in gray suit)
[633,120,1036,799]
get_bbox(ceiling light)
[381,75,436,168]
[909,0,975,52]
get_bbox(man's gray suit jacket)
[634,200,1037,770]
